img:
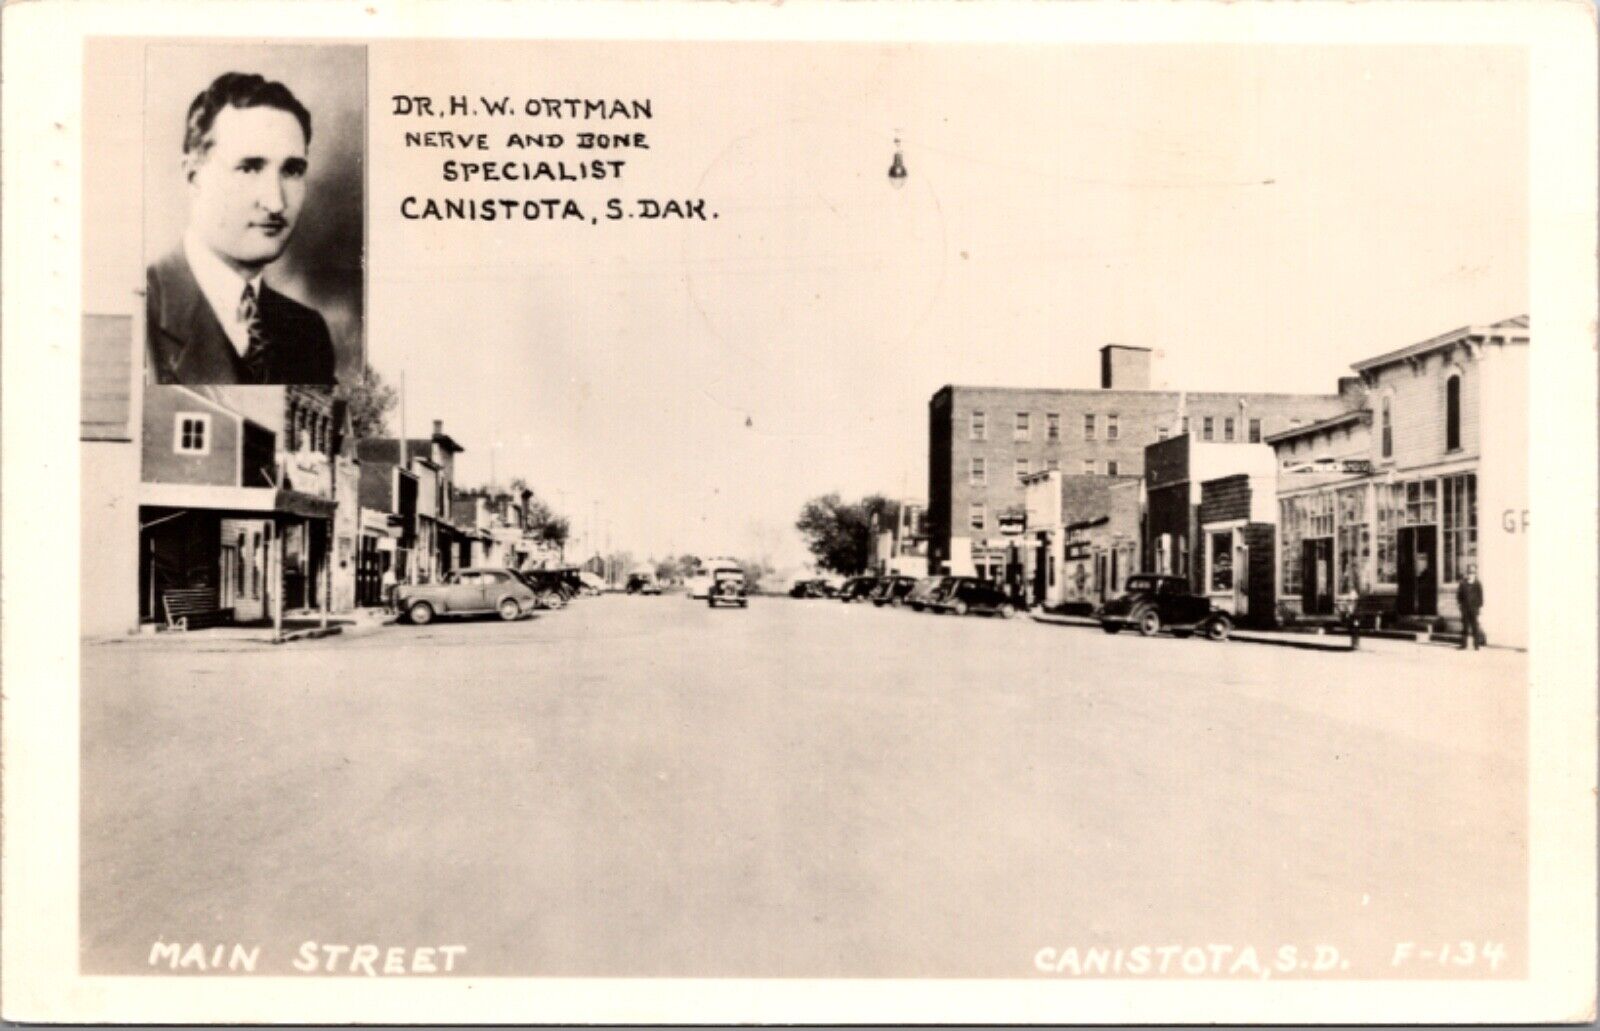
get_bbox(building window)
[1106,460,1120,476]
[1202,416,1215,441]
[1375,482,1404,586]
[1381,395,1393,458]
[1249,418,1262,443]
[970,410,986,441]
[1046,413,1060,442]
[1208,531,1234,592]
[1082,460,1096,475]
[175,413,211,454]
[1181,416,1190,435]
[1157,426,1170,441]
[1083,413,1096,440]
[1442,473,1477,582]
[1223,417,1235,442]
[1015,412,1031,441]
[969,503,986,531]
[1015,458,1031,484]
[1280,498,1303,590]
[1445,374,1462,451]
[1045,458,1060,472]
[1404,479,1438,526]
[1107,414,1120,440]
[969,457,986,486]
[1336,485,1371,596]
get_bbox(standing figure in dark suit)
[1456,564,1486,650]
[146,72,336,385]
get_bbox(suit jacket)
[146,249,337,385]
[1456,579,1484,614]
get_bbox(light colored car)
[396,568,539,624]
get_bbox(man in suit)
[146,72,337,385]
[1456,564,1486,650]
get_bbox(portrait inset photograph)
[143,45,364,386]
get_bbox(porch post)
[271,526,285,643]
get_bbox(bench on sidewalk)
[161,588,229,631]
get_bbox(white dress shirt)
[183,231,266,359]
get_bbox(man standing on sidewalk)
[1457,565,1486,650]
[381,564,399,615]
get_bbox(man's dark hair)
[183,72,312,156]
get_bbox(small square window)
[1045,459,1060,473]
[969,457,986,486]
[1107,414,1120,440]
[1084,414,1097,440]
[970,410,987,441]
[175,413,211,455]
[1046,413,1060,442]
[1015,458,1031,484]
[1082,460,1097,475]
[1014,412,1031,441]
[1107,460,1120,476]
[969,504,986,531]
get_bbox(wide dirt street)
[81,593,1526,978]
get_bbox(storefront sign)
[1283,458,1373,475]
[997,511,1027,535]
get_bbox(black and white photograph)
[3,1,1595,1025]
[142,44,366,386]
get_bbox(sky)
[364,42,1527,568]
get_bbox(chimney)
[432,419,443,438]
[1100,344,1152,390]
[1336,375,1366,406]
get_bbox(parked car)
[1098,574,1233,640]
[509,569,566,609]
[838,576,879,603]
[397,568,539,624]
[905,576,953,612]
[937,578,1019,618]
[870,575,919,607]
[707,568,749,608]
[788,578,836,599]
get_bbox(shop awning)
[139,482,337,519]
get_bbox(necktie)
[238,284,270,383]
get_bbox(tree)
[795,492,901,575]
[335,365,399,442]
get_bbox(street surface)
[81,594,1526,978]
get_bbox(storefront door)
[1396,525,1438,617]
[1301,537,1334,616]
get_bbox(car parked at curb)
[397,568,540,625]
[870,575,919,607]
[1097,574,1233,640]
[905,576,953,612]
[934,577,1019,618]
[838,576,879,603]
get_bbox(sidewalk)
[87,607,396,648]
[1027,612,1510,654]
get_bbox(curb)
[1029,614,1356,653]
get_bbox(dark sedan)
[1098,574,1233,640]
[936,578,1019,618]
[869,575,919,607]
[838,576,880,603]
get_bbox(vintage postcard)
[3,0,1595,1023]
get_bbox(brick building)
[927,345,1346,577]
[1143,437,1278,600]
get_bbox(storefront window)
[1209,531,1234,592]
[1375,483,1403,585]
[1442,473,1477,583]
[1280,496,1304,589]
[1336,485,1370,596]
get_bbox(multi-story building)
[927,345,1347,577]
[136,385,341,628]
[357,420,465,583]
[1270,316,1528,645]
